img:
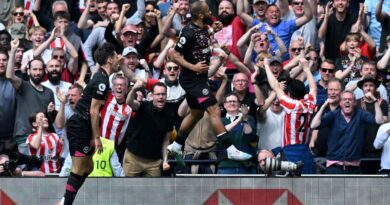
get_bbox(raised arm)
[377,46,390,70]
[360,29,376,53]
[115,4,131,34]
[318,1,332,40]
[301,58,317,96]
[54,87,67,129]
[295,0,313,28]
[162,3,179,38]
[6,39,22,90]
[365,92,384,124]
[215,69,228,104]
[335,58,355,80]
[264,58,284,98]
[310,99,329,129]
[28,126,43,150]
[126,80,143,110]
[60,29,79,75]
[276,0,290,19]
[375,0,386,23]
[251,67,265,108]
[33,0,42,12]
[153,40,175,69]
[77,0,94,29]
[33,27,57,58]
[265,24,287,57]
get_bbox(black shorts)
[67,114,95,156]
[179,71,217,110]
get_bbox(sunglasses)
[293,2,304,6]
[166,66,179,71]
[13,12,24,16]
[321,68,335,73]
[291,47,304,52]
[53,55,65,59]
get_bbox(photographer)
[0,152,44,177]
[257,149,303,176]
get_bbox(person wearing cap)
[264,57,317,174]
[311,89,384,174]
[345,61,388,102]
[356,75,388,174]
[239,0,269,26]
[256,56,290,99]
[133,1,162,51]
[121,46,149,80]
[9,23,27,40]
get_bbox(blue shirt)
[253,19,297,60]
[365,0,390,47]
[318,108,378,161]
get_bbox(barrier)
[1,176,390,204]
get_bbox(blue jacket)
[318,108,377,161]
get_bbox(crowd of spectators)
[1,0,390,176]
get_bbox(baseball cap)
[269,56,282,65]
[253,0,269,4]
[121,25,138,35]
[9,23,27,39]
[126,18,144,26]
[122,47,138,56]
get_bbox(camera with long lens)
[0,152,42,176]
[264,157,304,176]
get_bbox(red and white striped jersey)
[279,94,317,146]
[24,0,35,28]
[100,93,132,145]
[27,132,63,173]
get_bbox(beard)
[48,70,61,84]
[218,12,235,27]
[203,15,214,25]
[30,75,43,85]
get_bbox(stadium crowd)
[1,0,390,177]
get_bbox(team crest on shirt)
[202,88,209,95]
[179,37,186,45]
[83,146,90,153]
[98,83,106,92]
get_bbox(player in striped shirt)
[27,112,63,174]
[100,74,131,147]
[264,56,317,174]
